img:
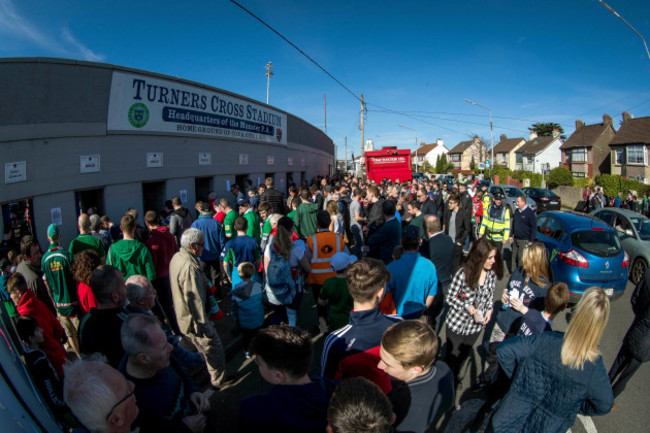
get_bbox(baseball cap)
[493,192,504,200]
[47,224,60,238]
[402,225,421,241]
[330,252,358,272]
[237,197,250,206]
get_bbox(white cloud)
[0,0,104,61]
[61,26,104,62]
[0,0,59,51]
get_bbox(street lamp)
[465,99,494,179]
[264,62,274,104]
[398,124,419,172]
[599,1,650,61]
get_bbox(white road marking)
[577,414,598,433]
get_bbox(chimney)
[436,138,443,147]
[575,119,585,129]
[473,135,480,145]
[500,134,507,142]
[529,131,538,141]
[622,112,632,123]
[603,113,612,126]
[552,129,561,138]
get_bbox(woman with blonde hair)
[476,242,551,387]
[327,200,344,236]
[488,287,614,433]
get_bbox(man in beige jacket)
[169,228,226,388]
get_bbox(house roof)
[448,140,475,154]
[518,136,556,155]
[411,142,448,157]
[493,137,525,153]
[561,123,613,149]
[610,116,650,146]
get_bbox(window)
[450,154,460,162]
[571,231,621,258]
[516,153,523,163]
[615,149,624,165]
[627,145,646,164]
[630,175,648,183]
[572,172,586,178]
[543,217,565,240]
[570,148,587,162]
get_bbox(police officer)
[479,192,511,255]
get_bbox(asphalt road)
[207,264,649,433]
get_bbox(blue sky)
[1,0,649,160]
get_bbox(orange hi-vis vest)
[307,231,345,285]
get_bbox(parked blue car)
[535,211,628,303]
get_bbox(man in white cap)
[317,252,358,333]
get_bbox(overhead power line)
[229,0,362,103]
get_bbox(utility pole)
[360,94,365,175]
[324,94,327,135]
[345,136,348,171]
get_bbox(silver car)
[488,185,537,215]
[590,207,650,284]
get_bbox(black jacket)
[260,188,286,214]
[420,232,455,288]
[367,198,386,232]
[421,197,437,216]
[443,207,469,245]
[623,271,650,362]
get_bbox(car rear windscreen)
[571,230,622,258]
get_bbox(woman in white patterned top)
[444,237,503,384]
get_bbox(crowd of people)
[0,172,645,433]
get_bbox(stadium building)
[0,58,334,247]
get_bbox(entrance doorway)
[195,177,213,202]
[2,199,36,244]
[142,181,166,215]
[75,188,105,217]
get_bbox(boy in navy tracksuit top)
[320,258,401,394]
[230,262,264,358]
[238,325,337,433]
[514,282,570,336]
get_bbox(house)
[515,131,563,174]
[493,134,525,170]
[610,112,650,183]
[411,139,450,168]
[560,114,616,178]
[447,136,487,171]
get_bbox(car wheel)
[631,258,647,285]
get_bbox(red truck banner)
[365,147,412,183]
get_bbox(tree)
[470,155,476,170]
[529,122,566,140]
[435,155,441,173]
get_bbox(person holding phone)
[444,238,503,385]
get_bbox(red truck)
[364,147,412,183]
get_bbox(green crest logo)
[128,103,149,128]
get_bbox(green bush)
[548,167,573,189]
[573,177,591,189]
[490,166,513,183]
[595,174,621,197]
[594,174,650,197]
